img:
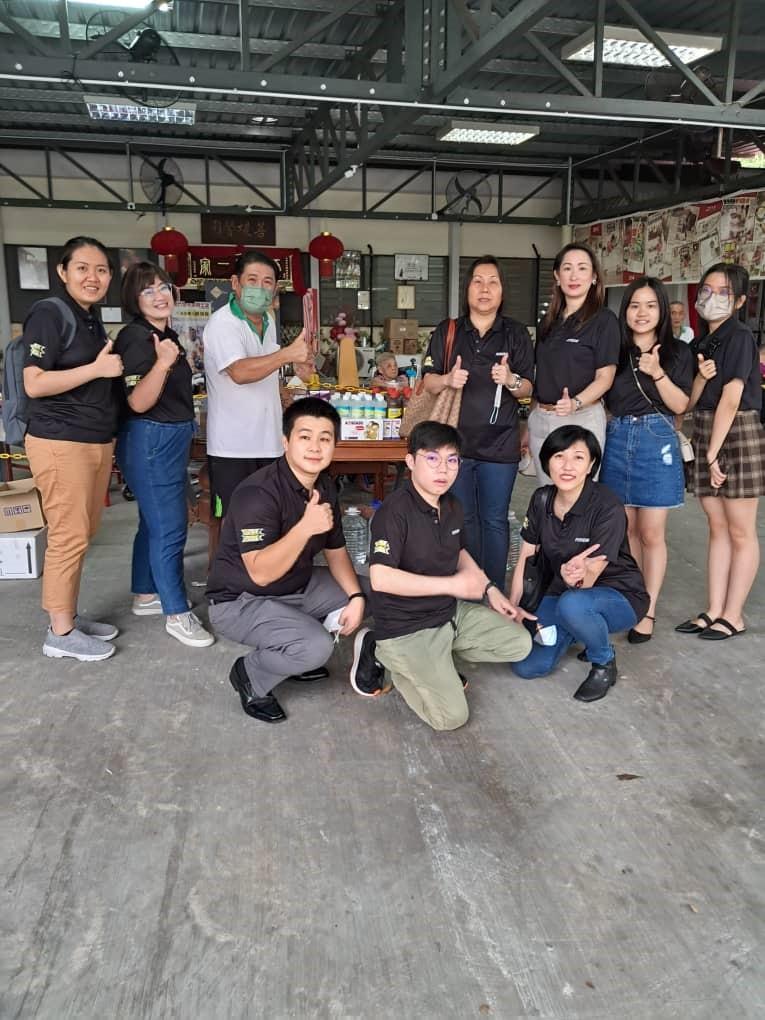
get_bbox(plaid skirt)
[690,409,765,498]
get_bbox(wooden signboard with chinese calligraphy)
[200,214,276,246]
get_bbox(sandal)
[675,612,713,634]
[697,617,746,641]
[628,615,655,644]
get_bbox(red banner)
[185,246,306,294]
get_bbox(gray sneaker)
[75,615,119,641]
[165,611,215,648]
[43,627,116,662]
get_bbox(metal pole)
[448,221,461,319]
[565,157,573,225]
[0,211,12,357]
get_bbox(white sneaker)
[132,596,163,616]
[165,611,215,648]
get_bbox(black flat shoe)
[285,666,329,683]
[573,660,617,702]
[697,617,747,641]
[675,612,713,634]
[577,649,589,662]
[229,657,287,723]
[628,615,655,644]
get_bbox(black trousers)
[207,455,277,517]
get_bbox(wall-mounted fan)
[444,172,493,217]
[139,156,184,213]
[645,66,723,105]
[84,11,181,108]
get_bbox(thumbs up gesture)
[555,386,575,416]
[153,333,180,370]
[302,488,334,536]
[448,354,470,390]
[697,352,717,381]
[638,344,662,380]
[490,353,511,386]
[94,338,123,378]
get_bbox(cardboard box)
[0,526,47,578]
[388,338,404,355]
[383,317,418,341]
[0,478,46,534]
[403,337,419,355]
[340,418,384,441]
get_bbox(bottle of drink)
[342,506,369,566]
[507,509,523,570]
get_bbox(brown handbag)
[400,320,462,437]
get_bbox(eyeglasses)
[417,452,461,470]
[140,283,173,300]
[699,284,732,299]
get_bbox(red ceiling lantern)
[150,226,189,286]
[309,231,344,278]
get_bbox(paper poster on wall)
[334,250,361,289]
[720,194,755,247]
[622,218,645,278]
[17,246,49,290]
[645,211,670,279]
[172,302,211,372]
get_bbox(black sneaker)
[349,628,389,697]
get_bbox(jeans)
[511,587,637,678]
[450,458,519,589]
[116,418,194,615]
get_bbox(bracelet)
[654,374,666,382]
[483,580,497,599]
[347,592,365,601]
[707,457,718,466]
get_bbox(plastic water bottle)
[507,509,522,570]
[343,506,369,565]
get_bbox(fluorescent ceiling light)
[561,26,722,67]
[84,94,196,125]
[71,1,155,9]
[438,120,539,145]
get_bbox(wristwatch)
[573,396,583,411]
[507,373,522,391]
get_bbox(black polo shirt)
[606,340,694,418]
[534,306,621,405]
[115,317,194,423]
[369,480,465,640]
[422,315,534,462]
[694,319,762,413]
[22,292,119,443]
[206,457,345,602]
[520,480,649,620]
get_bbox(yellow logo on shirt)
[522,516,529,529]
[29,343,45,358]
[423,356,434,368]
[373,539,390,555]
[241,527,265,543]
[125,374,142,388]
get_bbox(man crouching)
[206,397,369,723]
[364,421,532,731]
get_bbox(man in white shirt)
[203,251,310,516]
[670,301,694,344]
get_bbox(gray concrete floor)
[1,476,764,1019]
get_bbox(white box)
[340,418,384,441]
[0,527,47,579]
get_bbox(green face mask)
[239,285,272,315]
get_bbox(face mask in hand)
[239,285,273,316]
[695,291,733,322]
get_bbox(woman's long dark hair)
[618,276,680,371]
[539,243,605,340]
[461,255,505,319]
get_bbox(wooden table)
[329,439,408,501]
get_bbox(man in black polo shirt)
[362,421,531,731]
[206,398,370,723]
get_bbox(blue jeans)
[511,587,637,678]
[116,418,194,615]
[450,458,519,589]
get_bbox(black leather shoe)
[573,660,617,702]
[285,666,330,683]
[229,657,287,723]
[577,649,589,662]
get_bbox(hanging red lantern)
[309,231,344,278]
[150,226,189,287]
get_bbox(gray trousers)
[527,402,607,486]
[208,567,349,697]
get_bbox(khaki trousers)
[375,600,532,731]
[25,435,113,614]
[527,402,606,486]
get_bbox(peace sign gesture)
[560,543,607,588]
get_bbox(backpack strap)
[27,297,79,351]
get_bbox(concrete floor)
[1,476,763,1019]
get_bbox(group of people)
[16,235,764,732]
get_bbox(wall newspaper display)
[573,187,765,284]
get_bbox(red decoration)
[150,226,189,257]
[309,231,344,278]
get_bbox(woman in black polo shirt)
[421,255,534,589]
[115,262,213,649]
[676,262,765,641]
[529,243,620,484]
[22,235,124,662]
[600,277,693,642]
[509,425,649,702]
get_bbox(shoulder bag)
[400,320,461,437]
[629,356,694,463]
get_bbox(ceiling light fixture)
[84,94,196,125]
[561,26,723,67]
[438,120,539,145]
[70,1,155,9]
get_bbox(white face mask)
[695,291,733,322]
